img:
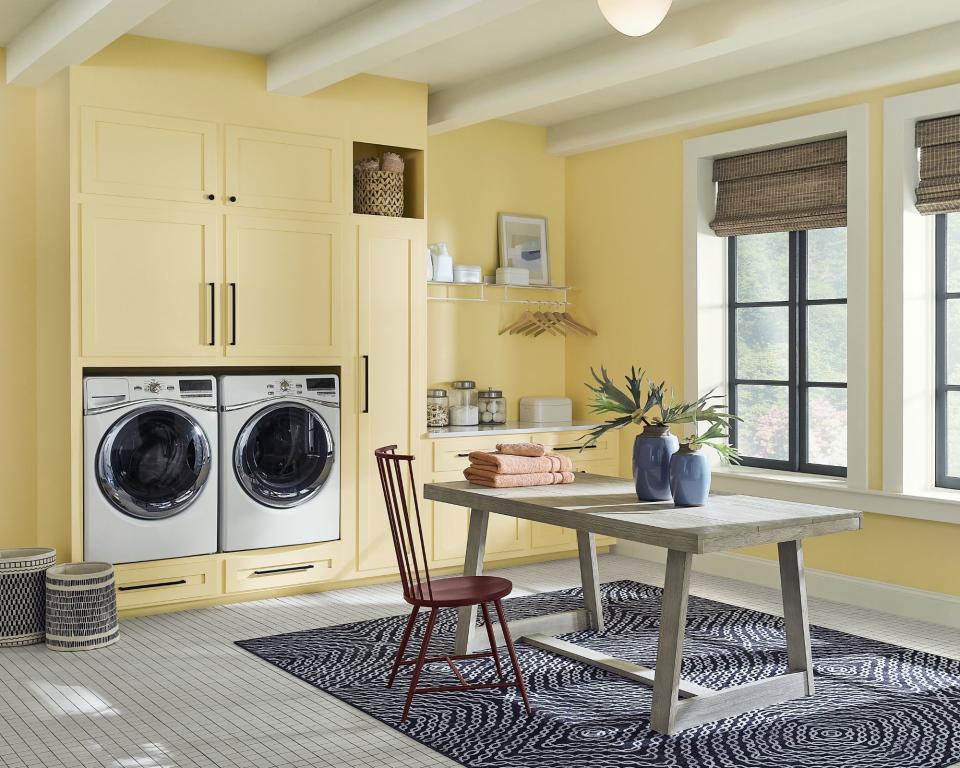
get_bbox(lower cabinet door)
[114,556,220,612]
[224,544,335,594]
[430,471,529,566]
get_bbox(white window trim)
[883,83,960,504]
[682,107,871,496]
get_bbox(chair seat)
[408,575,513,607]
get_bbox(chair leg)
[388,606,419,689]
[480,602,504,679]
[493,598,532,715]
[402,608,438,722]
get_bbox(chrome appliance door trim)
[86,397,218,416]
[233,400,335,509]
[96,404,212,521]
[221,394,339,412]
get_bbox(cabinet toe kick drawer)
[225,547,335,594]
[115,557,220,610]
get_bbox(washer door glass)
[235,403,334,508]
[97,405,212,520]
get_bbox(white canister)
[453,264,482,284]
[432,243,453,283]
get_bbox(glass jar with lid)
[478,388,507,424]
[449,380,479,426]
[426,389,449,428]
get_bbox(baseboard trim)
[615,541,960,630]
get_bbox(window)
[727,228,847,475]
[935,213,960,489]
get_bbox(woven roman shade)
[916,114,960,214]
[710,137,847,237]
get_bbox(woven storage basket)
[354,169,404,217]
[45,562,118,652]
[0,548,56,647]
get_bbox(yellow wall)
[427,121,566,418]
[565,70,960,597]
[0,50,37,548]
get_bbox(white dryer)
[219,374,340,552]
[83,376,219,564]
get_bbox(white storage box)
[496,267,530,286]
[453,264,482,283]
[519,396,572,424]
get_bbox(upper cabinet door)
[224,125,343,214]
[224,216,342,358]
[80,205,221,359]
[80,107,219,204]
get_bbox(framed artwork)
[498,213,550,285]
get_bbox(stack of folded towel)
[463,442,576,488]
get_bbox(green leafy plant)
[581,366,741,463]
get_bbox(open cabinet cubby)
[352,141,425,219]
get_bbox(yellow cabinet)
[225,125,343,213]
[80,107,219,204]
[429,470,529,565]
[223,543,337,594]
[80,204,221,358]
[224,216,343,358]
[114,556,220,612]
[356,219,426,573]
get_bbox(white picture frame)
[498,213,550,286]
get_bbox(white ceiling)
[5,0,960,154]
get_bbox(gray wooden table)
[423,473,862,734]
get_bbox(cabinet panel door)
[356,220,426,573]
[225,125,343,213]
[80,205,221,358]
[430,469,529,565]
[224,216,341,358]
[80,107,219,204]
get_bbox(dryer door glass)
[97,406,212,520]
[235,403,334,508]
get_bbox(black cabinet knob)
[228,195,237,203]
[206,193,215,200]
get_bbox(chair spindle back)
[374,446,433,601]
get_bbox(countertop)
[425,420,602,440]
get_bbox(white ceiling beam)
[427,0,960,133]
[546,22,960,155]
[7,0,171,87]
[267,0,541,97]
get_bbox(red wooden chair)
[374,445,532,721]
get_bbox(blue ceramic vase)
[669,445,711,506]
[632,425,679,501]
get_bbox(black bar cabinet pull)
[118,579,186,592]
[230,283,237,345]
[208,282,216,346]
[253,565,315,576]
[362,355,370,413]
[554,445,595,451]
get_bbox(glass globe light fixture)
[597,0,673,36]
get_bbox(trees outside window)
[935,213,960,489]
[727,228,847,475]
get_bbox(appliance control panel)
[84,376,217,410]
[263,375,339,402]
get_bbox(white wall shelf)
[426,282,573,305]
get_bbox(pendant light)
[597,0,673,36]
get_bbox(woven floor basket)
[354,169,404,217]
[0,548,56,647]
[45,562,118,652]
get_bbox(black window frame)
[727,230,847,477]
[935,214,960,490]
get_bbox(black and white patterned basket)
[45,563,118,652]
[0,548,56,647]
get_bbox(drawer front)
[432,436,506,473]
[536,432,617,464]
[224,544,336,594]
[432,429,617,473]
[115,557,220,611]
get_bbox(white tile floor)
[1,553,958,768]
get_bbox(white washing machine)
[83,376,219,564]
[219,374,340,552]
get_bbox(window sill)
[711,465,960,525]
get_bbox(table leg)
[650,549,693,734]
[454,508,489,655]
[778,539,815,694]
[576,530,605,632]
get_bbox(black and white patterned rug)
[236,580,960,768]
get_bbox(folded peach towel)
[468,451,573,474]
[495,442,545,457]
[463,468,575,488]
